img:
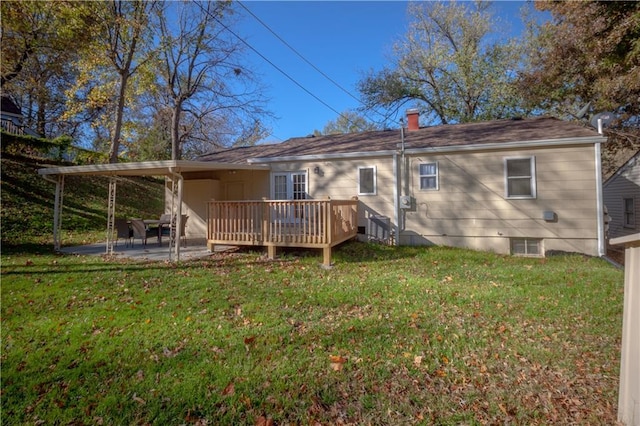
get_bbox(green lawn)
[1,242,624,425]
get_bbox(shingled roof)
[198,116,602,164]
[1,95,22,116]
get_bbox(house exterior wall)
[402,145,600,256]
[216,169,270,200]
[164,170,270,238]
[603,153,640,240]
[268,143,601,257]
[270,157,397,236]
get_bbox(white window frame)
[623,197,635,228]
[271,171,307,200]
[358,166,377,196]
[504,156,536,199]
[510,238,542,256]
[419,162,439,191]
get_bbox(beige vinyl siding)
[165,179,219,239]
[220,169,270,200]
[249,144,600,256]
[272,158,396,228]
[403,145,600,256]
[603,153,640,239]
[168,170,270,238]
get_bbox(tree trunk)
[109,72,129,163]
[36,98,46,137]
[171,99,183,160]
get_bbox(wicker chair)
[130,219,157,247]
[114,218,132,247]
[160,214,189,247]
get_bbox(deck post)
[262,198,270,246]
[324,197,333,266]
[267,244,277,260]
[322,246,331,267]
[325,197,332,246]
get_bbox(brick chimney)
[406,109,419,131]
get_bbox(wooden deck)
[207,198,358,266]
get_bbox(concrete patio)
[59,238,236,262]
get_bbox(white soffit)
[37,160,269,176]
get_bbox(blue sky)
[235,1,546,143]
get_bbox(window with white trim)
[505,157,536,199]
[358,166,376,195]
[510,238,542,256]
[624,198,635,228]
[419,162,439,190]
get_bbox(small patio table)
[143,219,171,244]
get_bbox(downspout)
[168,168,184,261]
[399,126,407,234]
[393,152,400,246]
[392,127,407,245]
[401,126,408,197]
[595,128,606,257]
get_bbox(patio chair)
[160,214,189,247]
[179,215,188,247]
[130,218,157,247]
[114,218,132,247]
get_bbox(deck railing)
[207,197,358,265]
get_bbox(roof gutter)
[246,136,606,164]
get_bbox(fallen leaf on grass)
[244,335,257,352]
[222,382,235,396]
[162,339,187,358]
[434,369,447,377]
[135,370,144,381]
[132,394,146,405]
[255,416,274,426]
[329,355,347,371]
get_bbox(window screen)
[358,167,376,195]
[505,157,536,198]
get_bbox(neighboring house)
[195,112,608,257]
[603,150,640,240]
[1,95,40,137]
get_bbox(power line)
[237,0,391,125]
[195,2,363,131]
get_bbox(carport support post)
[52,175,65,251]
[106,177,117,255]
[168,169,183,261]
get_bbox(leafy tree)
[65,0,157,163]
[358,1,525,125]
[314,110,380,135]
[519,1,639,116]
[153,1,270,160]
[0,1,96,138]
[518,1,640,174]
